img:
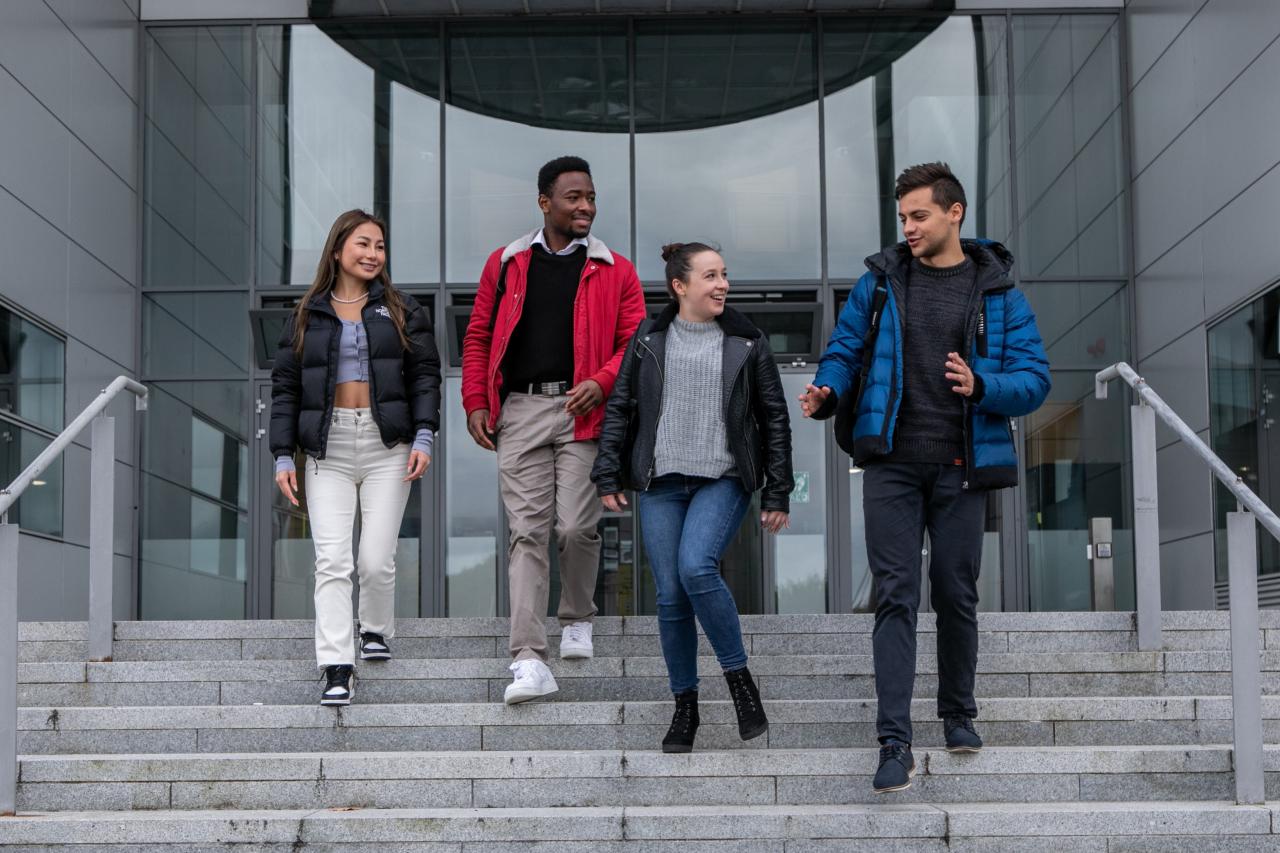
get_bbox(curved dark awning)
[312,13,947,133]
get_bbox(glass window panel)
[1209,291,1280,583]
[825,17,1006,277]
[635,20,818,282]
[775,373,827,613]
[444,376,499,616]
[0,423,62,537]
[0,309,64,433]
[140,381,249,619]
[390,80,441,283]
[257,25,376,285]
[143,292,248,377]
[1013,14,1125,277]
[1022,283,1133,610]
[444,22,629,282]
[144,27,252,289]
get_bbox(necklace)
[330,291,369,304]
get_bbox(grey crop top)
[275,318,433,474]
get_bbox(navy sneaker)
[320,664,355,706]
[944,716,983,753]
[872,742,916,793]
[359,632,391,661]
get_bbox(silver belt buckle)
[539,381,559,396]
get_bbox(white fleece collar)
[501,228,615,265]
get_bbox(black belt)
[512,381,571,396]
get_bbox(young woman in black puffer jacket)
[592,242,793,753]
[270,209,441,706]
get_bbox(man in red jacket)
[462,156,645,704]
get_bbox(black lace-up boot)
[724,667,767,741]
[661,689,700,753]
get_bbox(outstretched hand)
[798,384,832,418]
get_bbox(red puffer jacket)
[461,230,646,441]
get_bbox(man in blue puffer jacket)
[800,163,1050,795]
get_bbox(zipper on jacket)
[637,335,664,489]
[878,274,903,452]
[959,286,985,490]
[361,306,385,443]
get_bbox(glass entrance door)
[253,381,428,619]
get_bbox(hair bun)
[660,243,684,263]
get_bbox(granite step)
[16,653,1280,707]
[14,745,1280,811]
[0,801,1275,850]
[14,697,1280,755]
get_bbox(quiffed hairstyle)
[895,162,967,225]
[661,241,720,301]
[537,155,592,197]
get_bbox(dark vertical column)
[873,66,896,251]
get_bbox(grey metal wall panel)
[1185,0,1280,112]
[1131,113,1203,274]
[46,0,142,98]
[1155,437,1215,542]
[1159,530,1215,609]
[0,193,70,331]
[1134,230,1204,360]
[66,142,137,284]
[66,245,136,368]
[0,70,72,233]
[1199,161,1280,320]
[1125,0,1204,85]
[0,0,75,119]
[1137,326,1210,449]
[67,44,138,188]
[1129,22,1197,173]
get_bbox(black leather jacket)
[269,281,442,461]
[591,303,794,513]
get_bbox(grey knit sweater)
[654,316,736,479]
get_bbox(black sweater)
[501,244,584,391]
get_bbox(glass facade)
[0,307,65,538]
[140,10,1132,619]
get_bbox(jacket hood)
[648,301,762,339]
[865,238,1014,293]
[500,228,615,265]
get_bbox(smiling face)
[334,221,386,283]
[898,185,963,261]
[540,171,596,242]
[672,250,729,323]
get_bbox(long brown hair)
[292,209,411,356]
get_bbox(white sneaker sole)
[559,644,593,660]
[360,650,391,661]
[504,678,559,705]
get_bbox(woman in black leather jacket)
[592,242,793,753]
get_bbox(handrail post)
[1131,400,1163,650]
[1227,510,1265,805]
[88,416,115,662]
[1,522,18,815]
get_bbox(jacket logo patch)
[376,306,391,319]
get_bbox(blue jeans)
[638,474,752,694]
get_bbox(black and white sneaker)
[320,664,355,706]
[359,632,391,661]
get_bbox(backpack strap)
[486,259,512,333]
[857,278,890,385]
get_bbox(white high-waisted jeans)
[306,408,412,668]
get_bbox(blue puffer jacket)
[813,239,1050,490]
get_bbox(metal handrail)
[1,376,147,815]
[1096,361,1266,806]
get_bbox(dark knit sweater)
[884,256,977,465]
[501,244,585,391]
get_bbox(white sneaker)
[503,659,559,705]
[559,622,594,660]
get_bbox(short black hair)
[538,156,592,197]
[895,162,967,224]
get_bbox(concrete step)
[15,697,1280,755]
[0,801,1275,850]
[17,612,1280,663]
[16,653,1280,707]
[14,746,1280,811]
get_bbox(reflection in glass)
[144,292,249,378]
[1023,283,1133,610]
[140,382,249,619]
[1012,14,1125,277]
[390,80,441,283]
[444,377,500,616]
[635,20,819,281]
[258,25,374,285]
[144,27,252,289]
[1209,291,1280,582]
[0,308,64,433]
[775,374,827,613]
[0,424,62,537]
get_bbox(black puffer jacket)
[270,282,442,461]
[591,303,794,513]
